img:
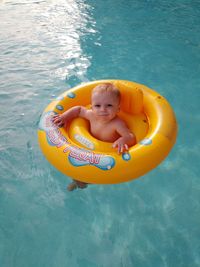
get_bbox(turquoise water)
[0,0,200,266]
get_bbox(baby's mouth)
[99,114,108,117]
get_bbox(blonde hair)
[92,83,121,100]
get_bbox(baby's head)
[92,83,121,103]
[91,83,121,121]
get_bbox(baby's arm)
[112,120,136,153]
[52,106,91,127]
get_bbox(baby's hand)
[52,114,65,127]
[112,138,129,154]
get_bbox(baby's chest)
[90,123,118,142]
[91,122,111,133]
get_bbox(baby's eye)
[107,104,113,107]
[94,104,101,108]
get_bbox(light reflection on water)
[0,0,95,86]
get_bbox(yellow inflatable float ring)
[38,80,177,184]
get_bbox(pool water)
[0,0,200,266]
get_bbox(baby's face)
[91,91,120,122]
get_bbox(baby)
[52,83,136,191]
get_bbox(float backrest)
[113,81,143,114]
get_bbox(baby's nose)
[100,105,106,111]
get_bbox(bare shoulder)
[79,107,93,120]
[113,116,131,132]
[113,116,127,127]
